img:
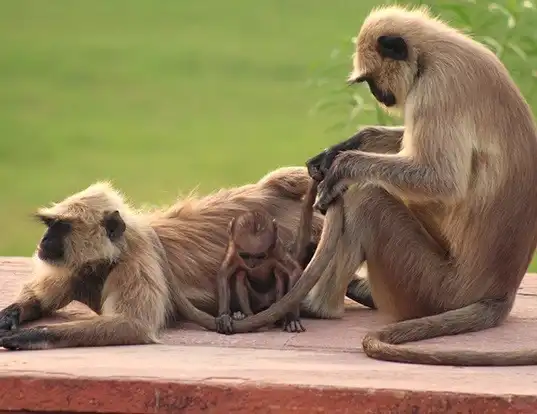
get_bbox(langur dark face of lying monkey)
[348,12,422,109]
[35,216,72,263]
[33,183,128,268]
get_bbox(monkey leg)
[274,264,305,333]
[301,212,365,319]
[340,186,535,366]
[234,270,254,317]
[0,316,155,350]
[346,277,376,310]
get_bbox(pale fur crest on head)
[231,210,277,254]
[348,4,480,112]
[37,181,129,224]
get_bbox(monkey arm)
[216,254,239,318]
[215,239,243,334]
[235,270,254,316]
[307,127,404,181]
[0,259,168,350]
[316,148,472,211]
[0,262,74,330]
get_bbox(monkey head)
[228,211,278,263]
[348,6,428,109]
[33,182,128,268]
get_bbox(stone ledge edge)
[0,375,535,414]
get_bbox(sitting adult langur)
[0,167,329,350]
[303,5,537,366]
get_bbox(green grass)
[1,0,536,271]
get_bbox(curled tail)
[257,166,313,201]
[363,298,537,366]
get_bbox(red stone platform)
[0,257,536,413]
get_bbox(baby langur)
[297,5,537,366]
[215,180,319,334]
[216,211,305,334]
[0,166,328,350]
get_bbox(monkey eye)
[35,214,55,227]
[35,214,72,231]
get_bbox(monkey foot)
[232,311,247,321]
[215,314,234,335]
[0,326,52,350]
[0,305,21,331]
[282,315,306,333]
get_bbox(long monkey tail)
[293,180,318,265]
[362,298,537,366]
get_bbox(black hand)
[306,150,329,181]
[0,305,21,331]
[306,131,364,181]
[215,314,234,335]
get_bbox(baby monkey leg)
[215,250,240,334]
[274,260,305,333]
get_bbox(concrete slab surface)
[0,257,536,413]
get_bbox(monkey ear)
[228,217,236,235]
[270,218,278,247]
[102,210,126,241]
[377,36,408,61]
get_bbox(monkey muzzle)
[347,75,396,107]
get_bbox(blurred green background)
[2,0,537,271]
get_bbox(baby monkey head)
[34,182,128,269]
[229,210,278,259]
[348,6,429,109]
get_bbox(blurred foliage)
[312,0,537,129]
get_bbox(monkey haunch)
[215,181,319,334]
[298,5,537,366]
[0,166,330,350]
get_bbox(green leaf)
[519,35,537,54]
[506,42,527,61]
[478,36,504,56]
[505,0,521,15]
[436,3,473,26]
[488,3,517,29]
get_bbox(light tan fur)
[294,5,537,365]
[0,167,326,349]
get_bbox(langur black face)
[35,209,126,266]
[353,75,397,107]
[36,215,72,263]
[348,35,410,108]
